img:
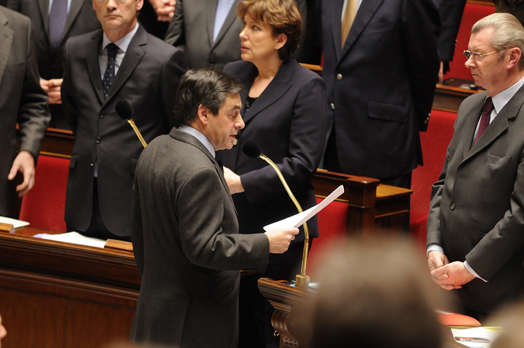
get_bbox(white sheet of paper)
[0,216,29,229]
[38,232,107,248]
[263,185,344,231]
[450,327,502,348]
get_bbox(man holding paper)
[129,68,299,348]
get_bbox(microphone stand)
[257,154,310,290]
[127,119,147,148]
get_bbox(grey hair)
[472,13,524,69]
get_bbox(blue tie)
[49,0,68,52]
[102,44,118,99]
[213,0,235,42]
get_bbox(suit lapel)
[329,0,344,61]
[212,0,240,48]
[241,60,294,125]
[341,0,384,59]
[206,1,218,48]
[39,0,50,34]
[463,87,524,163]
[104,25,147,105]
[0,12,13,85]
[64,0,83,40]
[172,129,235,206]
[87,30,105,103]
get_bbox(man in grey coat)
[130,68,299,348]
[0,7,50,218]
[427,13,524,321]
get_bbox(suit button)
[100,114,104,118]
[331,103,335,110]
[96,137,101,144]
[90,163,94,167]
[450,203,456,210]
[336,73,342,80]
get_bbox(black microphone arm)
[242,140,310,289]
[115,99,147,148]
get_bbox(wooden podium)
[0,227,139,348]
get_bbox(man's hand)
[148,0,175,21]
[40,78,63,104]
[438,61,445,82]
[265,227,299,254]
[431,261,476,290]
[7,151,35,197]
[223,166,244,194]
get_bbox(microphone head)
[242,140,262,158]
[115,99,134,120]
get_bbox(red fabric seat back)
[19,155,69,232]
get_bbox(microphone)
[241,140,310,289]
[115,99,147,148]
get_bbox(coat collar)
[211,0,241,49]
[170,128,235,206]
[38,0,49,33]
[236,59,296,125]
[462,85,524,162]
[87,24,148,105]
[0,10,13,85]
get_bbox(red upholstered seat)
[19,155,69,232]
[308,198,348,272]
[410,110,456,250]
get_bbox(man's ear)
[507,47,522,70]
[197,104,210,126]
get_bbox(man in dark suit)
[427,13,524,321]
[437,0,467,80]
[61,0,187,240]
[7,0,101,129]
[130,68,299,348]
[0,6,50,218]
[321,0,440,189]
[164,0,307,70]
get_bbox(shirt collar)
[101,22,139,53]
[178,125,216,158]
[492,75,524,114]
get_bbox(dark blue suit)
[321,0,440,180]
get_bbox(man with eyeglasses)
[427,13,524,322]
[61,0,187,241]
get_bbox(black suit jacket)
[427,86,524,313]
[61,25,187,236]
[437,0,466,64]
[320,0,440,179]
[131,129,269,347]
[495,0,524,25]
[7,0,101,80]
[0,7,50,217]
[218,59,328,244]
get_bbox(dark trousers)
[238,241,309,348]
[67,178,130,242]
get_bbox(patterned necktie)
[102,43,118,99]
[49,0,68,52]
[341,0,357,48]
[474,97,494,145]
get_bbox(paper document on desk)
[0,216,29,229]
[450,327,502,348]
[36,232,106,248]
[263,185,344,231]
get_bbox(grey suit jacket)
[130,128,269,347]
[7,0,101,80]
[0,7,50,217]
[427,86,524,314]
[164,0,243,70]
[61,25,187,236]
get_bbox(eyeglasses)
[95,0,130,3]
[463,50,499,61]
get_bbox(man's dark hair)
[173,68,244,127]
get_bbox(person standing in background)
[61,0,187,241]
[7,0,101,130]
[320,0,440,190]
[494,0,524,26]
[0,6,50,219]
[437,0,467,81]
